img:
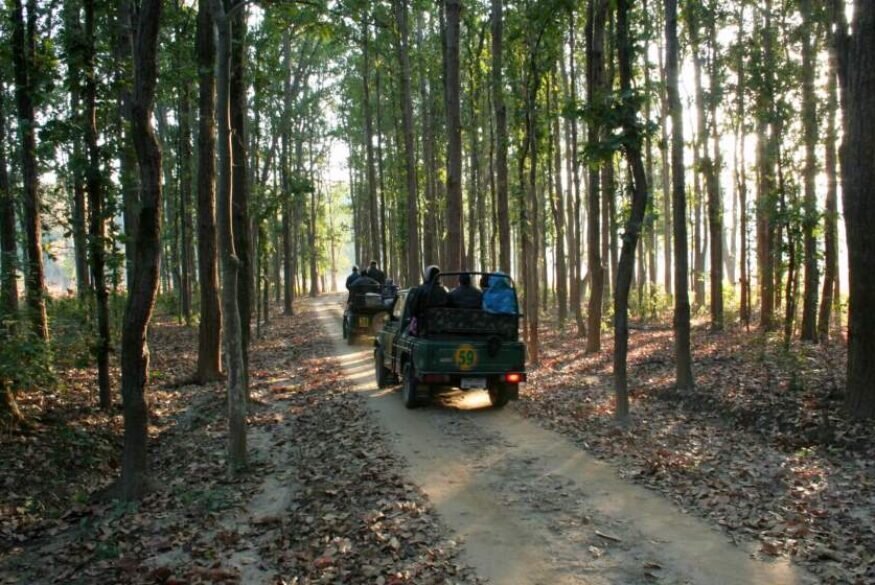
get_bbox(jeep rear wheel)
[375,346,392,388]
[402,363,422,409]
[488,382,510,408]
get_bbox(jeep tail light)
[504,373,525,384]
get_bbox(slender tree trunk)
[666,0,694,390]
[195,0,222,383]
[120,0,163,501]
[799,0,819,342]
[658,38,672,297]
[360,20,381,268]
[394,0,421,283]
[614,0,650,420]
[230,7,251,387]
[62,6,91,298]
[115,0,139,289]
[550,69,568,326]
[585,0,607,353]
[832,0,875,417]
[83,0,112,409]
[491,0,511,273]
[735,4,750,326]
[178,82,194,326]
[757,1,777,331]
[818,40,839,341]
[213,0,247,472]
[444,0,463,269]
[0,85,19,315]
[10,0,48,340]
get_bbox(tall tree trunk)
[63,5,91,298]
[120,0,163,501]
[178,82,194,326]
[565,22,586,337]
[491,0,511,273]
[735,4,750,326]
[666,0,694,390]
[0,85,19,316]
[818,37,839,341]
[831,0,875,417]
[10,0,47,340]
[83,0,112,409]
[756,1,777,331]
[550,69,568,327]
[195,0,222,383]
[394,0,420,284]
[115,0,139,289]
[658,37,672,296]
[799,0,819,342]
[213,0,247,472]
[614,0,650,420]
[444,0,463,270]
[585,0,607,353]
[230,6,251,386]
[361,20,380,268]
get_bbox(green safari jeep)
[373,272,527,409]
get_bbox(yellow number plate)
[453,344,479,371]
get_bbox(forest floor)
[0,296,871,585]
[0,301,480,584]
[519,315,874,585]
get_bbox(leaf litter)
[0,302,481,584]
[520,318,874,585]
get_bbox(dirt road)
[317,295,815,585]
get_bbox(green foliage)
[0,316,55,394]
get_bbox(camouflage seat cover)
[420,307,518,340]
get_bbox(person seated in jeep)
[448,273,483,309]
[405,265,449,334]
[347,272,379,305]
[345,265,360,289]
[482,272,518,314]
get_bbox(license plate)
[358,317,370,327]
[460,377,487,389]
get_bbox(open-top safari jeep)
[373,272,527,408]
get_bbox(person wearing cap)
[345,265,360,290]
[448,273,483,309]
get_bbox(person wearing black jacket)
[448,273,483,308]
[364,260,386,284]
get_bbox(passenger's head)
[423,265,440,284]
[458,273,472,287]
[352,265,359,273]
[370,260,378,268]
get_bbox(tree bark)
[735,4,751,326]
[230,6,251,386]
[394,0,420,283]
[799,0,819,342]
[585,0,607,354]
[614,0,650,420]
[831,0,875,417]
[550,69,568,327]
[490,0,511,273]
[178,82,194,327]
[818,37,839,341]
[10,0,48,340]
[0,84,18,316]
[213,0,247,472]
[83,0,112,409]
[666,0,694,390]
[444,0,463,270]
[361,20,380,268]
[120,0,163,501]
[195,0,222,383]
